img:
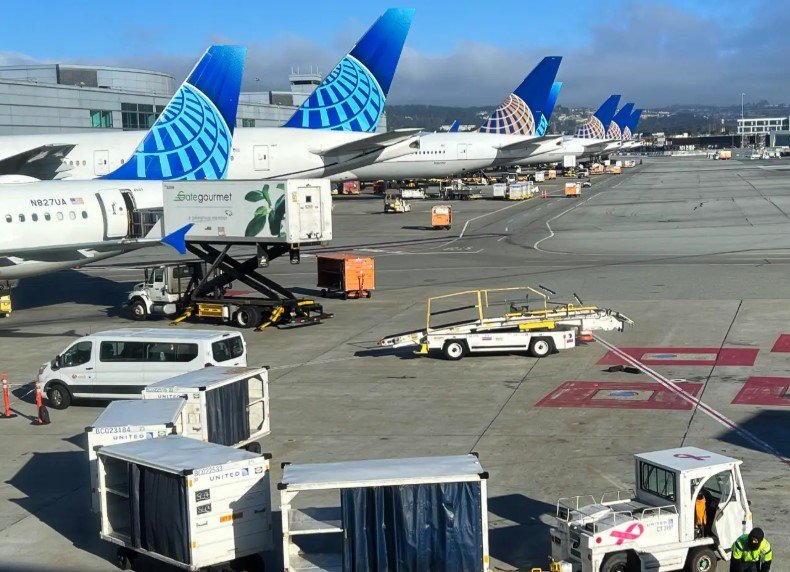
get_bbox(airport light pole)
[741,92,746,149]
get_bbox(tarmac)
[0,156,788,571]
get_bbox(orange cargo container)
[605,165,622,174]
[342,180,360,194]
[317,254,375,299]
[431,204,452,229]
[547,169,557,180]
[564,182,581,197]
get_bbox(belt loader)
[379,286,632,360]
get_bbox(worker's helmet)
[747,528,764,548]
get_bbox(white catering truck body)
[97,436,272,571]
[163,179,333,244]
[142,366,270,450]
[86,399,186,513]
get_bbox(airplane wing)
[0,144,75,179]
[496,135,564,153]
[312,128,422,157]
[0,240,155,261]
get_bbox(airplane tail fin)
[284,8,414,132]
[535,81,562,136]
[448,120,460,132]
[576,94,620,139]
[607,102,634,139]
[623,108,643,140]
[479,56,562,135]
[103,45,246,181]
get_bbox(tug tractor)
[550,447,752,572]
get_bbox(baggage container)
[142,366,270,450]
[492,183,507,199]
[565,182,581,197]
[316,253,375,299]
[431,204,452,229]
[279,454,490,572]
[98,436,272,571]
[341,180,360,195]
[534,171,545,182]
[547,169,557,180]
[86,399,186,513]
[400,188,425,200]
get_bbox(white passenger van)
[37,329,247,409]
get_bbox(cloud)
[3,2,790,108]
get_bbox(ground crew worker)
[731,527,772,572]
[694,493,707,537]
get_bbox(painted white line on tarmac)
[437,200,534,248]
[594,335,789,467]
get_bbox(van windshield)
[212,336,244,362]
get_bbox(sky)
[0,0,786,108]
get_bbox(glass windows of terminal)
[121,102,166,129]
[90,110,113,128]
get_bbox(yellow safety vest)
[732,535,773,563]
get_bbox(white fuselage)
[0,180,164,280]
[0,128,416,182]
[338,132,552,180]
[512,137,623,166]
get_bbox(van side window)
[145,342,198,362]
[212,336,244,362]
[100,341,147,361]
[61,341,92,367]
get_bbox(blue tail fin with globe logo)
[606,102,634,139]
[576,94,620,139]
[103,45,246,180]
[283,8,414,132]
[478,56,562,135]
[535,81,562,136]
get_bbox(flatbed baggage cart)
[316,253,375,299]
[279,454,490,572]
[142,366,270,451]
[86,399,186,513]
[97,436,272,571]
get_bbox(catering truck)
[550,447,752,572]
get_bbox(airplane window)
[4,215,10,223]
[19,214,25,222]
[56,212,64,221]
[44,213,51,221]
[32,213,38,222]
[82,211,88,219]
[82,160,86,166]
[69,211,76,220]
[120,159,125,164]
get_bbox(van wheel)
[46,383,71,410]
[234,307,260,328]
[529,337,552,358]
[685,547,717,572]
[130,299,148,321]
[442,340,467,361]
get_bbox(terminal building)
[737,116,790,147]
[0,64,386,135]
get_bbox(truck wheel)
[529,337,552,358]
[442,340,467,361]
[46,383,71,410]
[130,299,148,321]
[685,547,717,572]
[234,307,260,328]
[600,552,629,572]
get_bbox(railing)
[600,489,635,504]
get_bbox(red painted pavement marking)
[597,347,759,367]
[611,522,644,545]
[535,381,703,410]
[594,335,789,467]
[732,377,790,406]
[770,334,790,352]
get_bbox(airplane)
[332,56,564,180]
[0,8,420,182]
[535,82,562,136]
[606,102,635,140]
[448,120,460,133]
[620,108,644,149]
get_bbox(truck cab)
[551,447,751,572]
[129,263,199,320]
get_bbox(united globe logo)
[576,117,606,139]
[132,83,232,180]
[607,122,622,140]
[479,93,535,135]
[288,56,384,132]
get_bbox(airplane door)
[457,144,469,160]
[95,189,129,239]
[297,185,321,239]
[253,145,270,171]
[94,150,110,176]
